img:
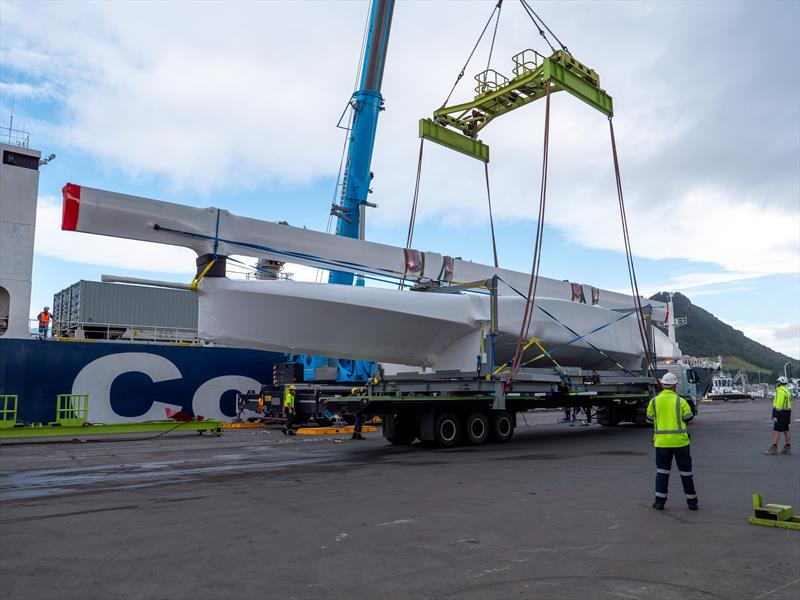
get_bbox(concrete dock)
[1,401,798,599]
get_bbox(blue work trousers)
[655,445,697,507]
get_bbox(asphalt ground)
[0,401,798,600]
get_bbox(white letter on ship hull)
[71,353,183,423]
[192,376,262,420]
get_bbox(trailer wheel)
[597,407,620,427]
[435,412,462,448]
[385,418,417,445]
[491,411,515,442]
[464,412,489,445]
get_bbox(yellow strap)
[492,337,564,376]
[190,259,217,291]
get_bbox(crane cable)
[440,1,503,108]
[508,82,552,380]
[608,118,657,375]
[485,0,504,73]
[404,0,505,278]
[519,0,569,54]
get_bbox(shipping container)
[52,280,198,341]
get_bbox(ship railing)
[30,319,201,345]
[0,125,30,148]
[244,271,295,281]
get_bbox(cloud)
[682,286,754,299]
[0,80,56,100]
[729,321,800,360]
[774,323,800,341]
[619,271,766,298]
[3,0,799,279]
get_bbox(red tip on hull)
[61,183,81,231]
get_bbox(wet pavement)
[1,402,798,599]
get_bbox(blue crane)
[295,0,395,383]
[328,0,395,286]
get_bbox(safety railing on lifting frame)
[29,319,201,345]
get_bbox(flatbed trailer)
[323,367,657,448]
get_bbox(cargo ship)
[0,139,283,424]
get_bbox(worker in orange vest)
[37,306,52,340]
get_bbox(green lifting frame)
[420,49,613,162]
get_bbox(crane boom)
[329,0,395,286]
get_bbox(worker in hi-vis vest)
[765,376,792,455]
[646,372,698,511]
[37,306,52,339]
[281,385,297,436]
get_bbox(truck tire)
[435,412,462,448]
[464,412,489,445]
[491,411,515,442]
[385,418,417,445]
[597,406,620,427]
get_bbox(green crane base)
[748,493,800,530]
[0,419,223,440]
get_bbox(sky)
[1,0,798,358]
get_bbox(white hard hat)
[777,376,788,384]
[660,372,679,386]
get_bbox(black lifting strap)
[404,139,499,273]
[608,117,656,375]
[484,162,499,268]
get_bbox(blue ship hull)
[0,339,282,424]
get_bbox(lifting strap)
[608,118,657,375]
[402,139,500,284]
[484,163,499,268]
[509,82,552,379]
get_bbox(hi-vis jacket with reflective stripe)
[646,389,694,448]
[773,385,792,412]
[284,389,295,409]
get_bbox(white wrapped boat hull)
[199,278,646,372]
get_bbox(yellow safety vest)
[646,390,693,448]
[284,389,295,409]
[773,386,792,411]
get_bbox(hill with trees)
[650,292,798,378]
